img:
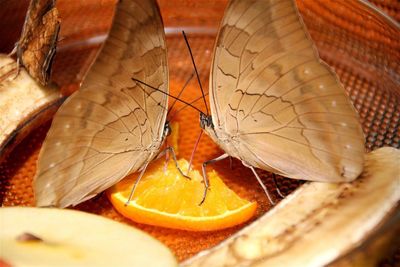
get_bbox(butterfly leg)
[249,166,275,205]
[8,44,17,57]
[125,159,151,206]
[158,146,191,180]
[200,153,229,205]
[272,173,286,198]
[187,130,203,175]
[7,45,21,80]
[162,141,170,173]
[163,150,170,173]
[229,156,234,170]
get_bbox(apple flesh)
[0,207,177,267]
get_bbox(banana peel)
[183,147,400,267]
[0,54,63,162]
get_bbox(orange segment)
[107,159,257,231]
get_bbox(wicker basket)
[0,0,399,264]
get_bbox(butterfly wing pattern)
[34,0,168,207]
[17,0,60,86]
[205,0,365,183]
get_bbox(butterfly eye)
[200,114,206,129]
[164,122,172,137]
[200,113,212,129]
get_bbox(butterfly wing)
[34,0,168,207]
[209,0,364,182]
[17,0,60,86]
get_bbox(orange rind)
[107,158,257,231]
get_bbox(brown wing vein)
[247,73,332,117]
[235,57,315,121]
[238,19,301,78]
[224,2,283,49]
[243,127,363,140]
[270,92,346,117]
[57,114,135,134]
[39,144,143,179]
[234,39,310,116]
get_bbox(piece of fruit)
[183,147,400,266]
[107,158,257,231]
[0,207,177,267]
[0,54,62,162]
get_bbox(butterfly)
[34,0,171,208]
[196,0,365,203]
[16,0,60,86]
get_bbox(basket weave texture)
[0,0,399,263]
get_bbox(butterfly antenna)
[130,79,168,112]
[167,72,195,116]
[132,78,204,114]
[187,130,203,175]
[182,31,209,116]
[169,92,209,121]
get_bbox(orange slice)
[107,158,257,231]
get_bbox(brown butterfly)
[34,0,171,207]
[195,0,365,203]
[16,0,60,85]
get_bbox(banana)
[0,207,177,267]
[183,147,400,267]
[0,54,64,162]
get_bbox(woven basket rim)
[358,0,399,28]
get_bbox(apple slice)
[0,207,177,267]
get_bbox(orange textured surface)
[1,0,399,263]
